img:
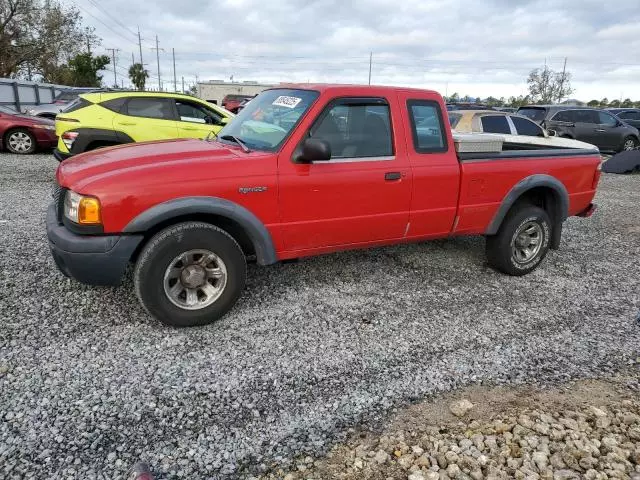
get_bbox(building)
[197,80,274,106]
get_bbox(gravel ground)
[264,379,640,480]
[0,152,639,479]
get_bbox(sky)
[65,0,640,101]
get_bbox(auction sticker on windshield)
[272,96,302,108]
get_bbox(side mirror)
[299,138,331,163]
[220,117,230,125]
[547,129,557,137]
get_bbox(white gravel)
[0,153,639,479]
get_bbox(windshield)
[516,107,546,122]
[216,88,319,152]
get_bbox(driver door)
[174,99,225,139]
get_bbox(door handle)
[118,122,137,126]
[385,172,402,181]
[595,129,606,132]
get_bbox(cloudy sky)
[65,0,640,101]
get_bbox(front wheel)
[134,222,246,327]
[621,136,638,152]
[486,205,551,276]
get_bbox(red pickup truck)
[47,85,601,327]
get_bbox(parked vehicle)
[47,85,601,327]
[54,91,234,161]
[236,96,255,113]
[24,88,99,119]
[449,110,596,150]
[606,108,640,131]
[494,107,517,113]
[221,94,254,113]
[0,105,57,154]
[516,105,639,152]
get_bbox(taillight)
[592,162,602,189]
[62,132,79,150]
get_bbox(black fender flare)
[485,174,569,236]
[68,128,134,154]
[123,196,278,265]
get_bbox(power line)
[150,36,164,91]
[84,0,138,38]
[70,0,138,47]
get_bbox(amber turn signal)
[78,197,101,224]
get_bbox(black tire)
[134,222,246,327]
[486,205,551,276]
[4,128,37,154]
[620,136,638,152]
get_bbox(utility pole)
[106,48,120,87]
[151,35,164,91]
[368,52,372,85]
[132,52,135,65]
[172,48,177,93]
[137,26,144,65]
[182,76,185,94]
[558,57,567,103]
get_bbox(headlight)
[64,191,101,225]
[32,124,56,131]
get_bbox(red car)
[47,84,601,327]
[221,94,254,113]
[0,105,57,154]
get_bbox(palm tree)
[128,63,149,91]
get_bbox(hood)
[57,139,246,190]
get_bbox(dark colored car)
[516,105,640,152]
[607,108,640,130]
[0,105,57,154]
[221,94,254,114]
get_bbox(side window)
[126,98,175,120]
[572,110,598,124]
[598,111,618,127]
[310,99,393,159]
[480,115,511,134]
[100,97,127,113]
[407,100,447,152]
[551,111,569,122]
[175,99,223,124]
[510,116,544,136]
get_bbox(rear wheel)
[4,129,36,154]
[134,222,246,327]
[621,136,638,152]
[486,205,551,276]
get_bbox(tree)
[600,98,609,108]
[128,63,149,91]
[527,66,574,104]
[474,96,482,104]
[507,95,531,108]
[0,0,98,79]
[621,98,633,108]
[587,99,600,107]
[447,92,460,103]
[608,99,621,108]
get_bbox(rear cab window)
[407,100,448,152]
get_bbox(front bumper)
[53,148,72,162]
[46,204,143,286]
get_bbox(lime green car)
[54,91,233,161]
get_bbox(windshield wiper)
[220,134,251,153]
[204,130,218,142]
